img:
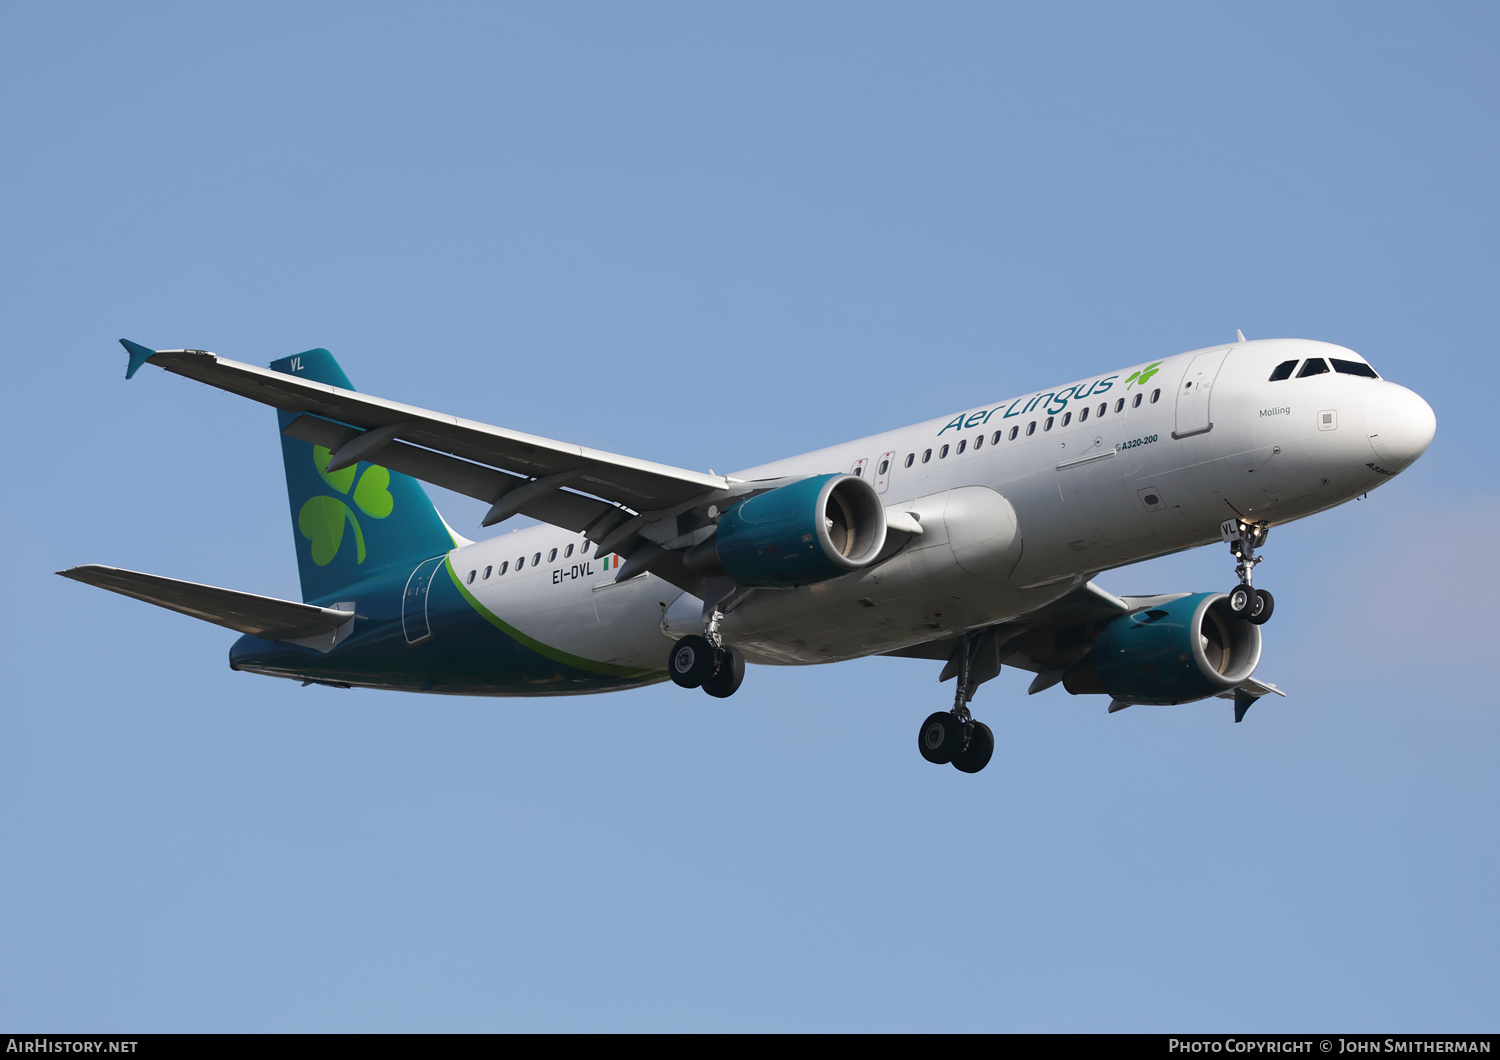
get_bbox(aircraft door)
[402,556,444,644]
[874,451,896,493]
[1173,346,1232,439]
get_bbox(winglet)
[119,339,157,380]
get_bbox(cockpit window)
[1331,358,1379,379]
[1268,360,1298,382]
[1297,358,1330,378]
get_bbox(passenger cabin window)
[1150,388,1161,403]
[905,453,915,468]
[516,556,525,569]
[973,435,983,450]
[500,561,509,575]
[1297,358,1330,378]
[853,465,862,476]
[956,439,966,454]
[1009,426,1019,440]
[565,544,574,558]
[1079,407,1089,422]
[1062,411,1072,426]
[1115,398,1125,413]
[483,565,492,579]
[991,430,1002,445]
[939,444,950,459]
[1044,416,1054,431]
[533,552,542,565]
[1332,358,1379,379]
[922,449,932,463]
[467,570,476,584]
[548,548,558,562]
[1132,393,1143,408]
[1026,421,1037,436]
[1098,403,1107,417]
[1268,359,1298,381]
[879,458,890,473]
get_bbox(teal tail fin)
[270,349,455,603]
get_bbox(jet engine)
[1062,592,1262,705]
[684,473,887,588]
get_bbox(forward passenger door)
[1173,346,1232,438]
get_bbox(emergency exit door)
[402,556,444,644]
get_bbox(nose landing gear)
[916,631,996,774]
[1221,517,1274,625]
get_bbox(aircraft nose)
[1365,383,1436,473]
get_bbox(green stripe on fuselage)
[443,557,662,681]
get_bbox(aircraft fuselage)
[228,337,1434,695]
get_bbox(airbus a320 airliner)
[61,335,1435,773]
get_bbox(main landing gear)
[917,631,995,774]
[667,635,745,698]
[1222,517,1274,626]
[667,605,746,699]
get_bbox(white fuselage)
[444,339,1434,672]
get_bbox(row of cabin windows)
[1268,357,1380,382]
[466,540,587,584]
[900,388,1161,468]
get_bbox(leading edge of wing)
[121,343,732,515]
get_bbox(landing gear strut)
[917,631,995,773]
[1221,517,1274,625]
[666,605,746,698]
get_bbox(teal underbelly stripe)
[444,557,662,680]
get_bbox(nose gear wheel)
[1222,517,1273,624]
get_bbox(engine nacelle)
[1063,592,1262,705]
[692,473,888,588]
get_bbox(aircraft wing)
[881,581,1151,668]
[121,342,735,550]
[58,565,353,646]
[882,580,1285,716]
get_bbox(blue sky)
[1,1,1495,1031]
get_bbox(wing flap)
[57,565,353,641]
[282,414,619,534]
[1217,676,1287,699]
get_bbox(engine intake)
[687,473,887,588]
[1063,592,1262,705]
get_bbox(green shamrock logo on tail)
[298,446,395,567]
[1124,360,1164,389]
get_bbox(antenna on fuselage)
[1236,329,1247,343]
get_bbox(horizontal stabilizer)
[57,565,353,641]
